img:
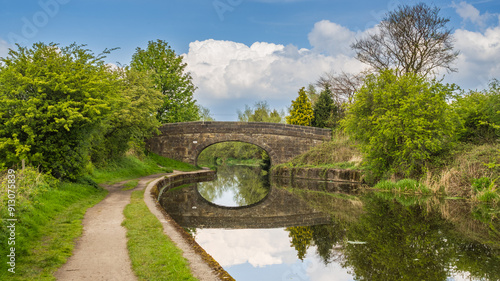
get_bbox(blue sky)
[1,0,500,120]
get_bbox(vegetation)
[0,168,107,280]
[311,86,339,128]
[197,142,267,168]
[0,43,119,179]
[279,130,361,170]
[237,101,285,123]
[351,3,459,77]
[343,70,458,180]
[0,152,199,280]
[131,39,200,123]
[286,87,314,126]
[122,190,197,281]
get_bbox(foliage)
[311,86,339,128]
[90,67,163,166]
[197,142,266,167]
[237,101,285,123]
[343,70,458,180]
[0,42,118,179]
[351,3,459,77]
[123,190,197,281]
[452,79,500,143]
[131,39,199,123]
[286,87,314,126]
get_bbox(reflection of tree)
[287,226,313,260]
[342,194,454,281]
[287,221,346,264]
[197,165,270,206]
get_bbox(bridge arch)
[194,137,278,166]
[146,121,331,166]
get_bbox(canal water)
[159,165,500,281]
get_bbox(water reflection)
[159,165,500,281]
[197,165,270,207]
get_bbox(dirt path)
[55,174,166,281]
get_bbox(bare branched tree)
[316,71,367,105]
[351,3,459,77]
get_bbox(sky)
[1,0,500,120]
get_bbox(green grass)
[90,153,199,184]
[122,179,140,191]
[122,190,197,281]
[90,155,166,184]
[373,179,431,194]
[0,179,107,280]
[147,152,199,172]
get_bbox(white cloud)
[183,31,365,120]
[445,24,500,89]
[308,20,356,56]
[452,1,496,28]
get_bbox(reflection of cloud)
[195,228,295,267]
[194,228,355,280]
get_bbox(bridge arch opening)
[196,140,275,168]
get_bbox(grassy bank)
[0,168,107,280]
[90,152,198,184]
[0,152,199,280]
[275,130,362,170]
[276,132,500,202]
[122,190,197,281]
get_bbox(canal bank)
[271,166,363,183]
[143,170,234,281]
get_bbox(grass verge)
[122,190,197,281]
[0,169,107,280]
[90,153,198,184]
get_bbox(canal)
[159,165,500,281]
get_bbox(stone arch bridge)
[146,121,331,166]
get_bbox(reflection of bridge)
[146,121,331,166]
[159,183,331,229]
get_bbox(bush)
[452,79,500,144]
[343,70,458,180]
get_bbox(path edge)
[143,171,235,281]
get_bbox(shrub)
[343,70,458,180]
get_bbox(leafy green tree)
[286,87,314,126]
[343,70,458,179]
[0,43,118,179]
[237,101,285,123]
[131,39,199,123]
[90,68,163,165]
[452,79,500,143]
[312,85,339,128]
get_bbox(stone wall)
[271,166,364,183]
[146,121,331,166]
